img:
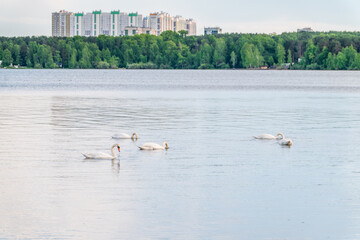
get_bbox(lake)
[0,69,360,240]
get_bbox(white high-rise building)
[110,11,121,36]
[53,10,196,37]
[186,19,196,36]
[120,12,129,36]
[75,13,85,36]
[128,13,143,27]
[84,13,93,36]
[143,16,149,28]
[101,12,111,35]
[92,10,102,37]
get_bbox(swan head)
[131,132,139,141]
[115,144,121,152]
[163,142,169,150]
[276,133,285,139]
[287,140,293,146]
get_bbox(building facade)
[124,27,156,36]
[204,27,222,35]
[52,10,75,37]
[92,10,101,37]
[173,16,187,32]
[75,13,84,36]
[186,19,196,36]
[149,12,173,36]
[52,10,196,37]
[143,17,149,28]
[111,11,121,36]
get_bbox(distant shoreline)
[1,31,360,70]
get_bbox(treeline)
[2,31,360,70]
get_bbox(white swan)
[112,132,138,140]
[279,138,293,147]
[138,142,169,151]
[254,133,284,140]
[82,144,120,159]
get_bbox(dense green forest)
[1,31,360,70]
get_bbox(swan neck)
[111,144,117,157]
[132,132,138,140]
[163,142,169,150]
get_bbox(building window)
[146,30,150,34]
[113,31,115,36]
[94,15,96,23]
[94,31,96,35]
[113,25,114,29]
[94,25,96,29]
[133,30,136,35]
[77,16,79,23]
[77,31,79,35]
[125,30,128,36]
[77,25,79,29]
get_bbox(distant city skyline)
[1,0,360,36]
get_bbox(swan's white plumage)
[82,144,120,159]
[254,133,284,140]
[112,132,138,140]
[138,142,169,151]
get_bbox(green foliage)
[127,62,157,69]
[1,31,360,70]
[276,43,286,64]
[230,51,236,68]
[241,42,264,68]
[287,49,292,63]
[2,49,13,66]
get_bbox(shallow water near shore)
[1,70,360,239]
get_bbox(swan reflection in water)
[111,159,121,175]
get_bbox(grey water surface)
[1,69,360,240]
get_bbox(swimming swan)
[112,132,139,140]
[254,133,285,140]
[82,144,120,159]
[138,142,169,151]
[279,138,293,147]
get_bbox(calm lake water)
[1,70,360,240]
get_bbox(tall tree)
[2,49,13,67]
[230,51,236,68]
[276,43,286,64]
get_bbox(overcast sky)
[1,0,360,36]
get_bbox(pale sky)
[0,0,360,36]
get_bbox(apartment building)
[204,27,222,35]
[186,19,196,36]
[143,17,149,28]
[52,10,196,37]
[149,12,173,36]
[75,13,84,36]
[173,16,187,32]
[124,27,156,36]
[92,10,101,37]
[110,11,121,36]
[52,10,75,37]
[119,12,129,36]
